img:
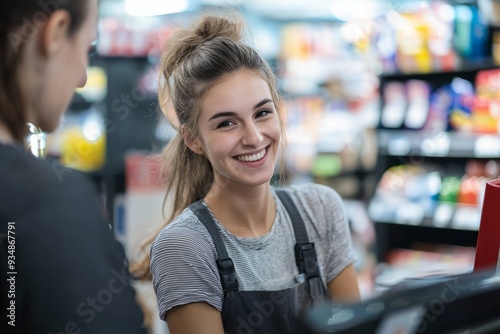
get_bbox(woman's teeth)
[237,148,266,162]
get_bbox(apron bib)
[189,190,329,334]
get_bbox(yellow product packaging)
[61,111,106,172]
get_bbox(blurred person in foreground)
[0,0,147,332]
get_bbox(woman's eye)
[256,110,271,118]
[217,121,232,128]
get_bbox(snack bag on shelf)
[448,77,475,132]
[472,98,500,134]
[60,110,106,172]
[396,13,433,73]
[404,80,431,130]
[474,68,500,134]
[454,5,490,60]
[380,82,407,129]
[424,85,453,132]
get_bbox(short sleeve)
[314,184,356,283]
[150,225,223,319]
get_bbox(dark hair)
[0,0,89,141]
[132,12,287,279]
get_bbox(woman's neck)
[204,183,276,238]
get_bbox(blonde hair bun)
[193,14,244,44]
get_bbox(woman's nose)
[241,123,264,147]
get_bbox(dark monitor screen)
[304,269,500,334]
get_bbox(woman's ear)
[40,10,71,57]
[181,125,204,155]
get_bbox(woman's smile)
[236,146,267,162]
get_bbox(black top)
[0,143,147,333]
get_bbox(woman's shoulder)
[277,182,342,205]
[150,205,219,273]
[1,143,94,190]
[0,143,101,213]
[0,145,116,249]
[152,205,213,250]
[276,183,346,229]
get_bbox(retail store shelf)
[368,197,481,231]
[379,58,498,81]
[373,219,479,263]
[377,130,500,158]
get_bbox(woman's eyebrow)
[253,98,273,110]
[208,99,273,121]
[208,111,238,121]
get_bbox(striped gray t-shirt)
[150,183,355,320]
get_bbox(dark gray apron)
[189,190,329,334]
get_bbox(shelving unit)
[360,1,500,271]
[374,222,478,264]
[378,130,500,158]
[371,60,500,265]
[379,58,498,84]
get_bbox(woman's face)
[35,0,98,132]
[192,69,282,190]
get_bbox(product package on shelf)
[474,68,500,134]
[97,17,177,57]
[447,77,476,132]
[120,151,168,262]
[380,82,407,129]
[404,80,431,130]
[446,68,500,135]
[454,5,490,61]
[369,161,500,230]
[45,106,107,172]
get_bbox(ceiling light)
[124,0,189,17]
[331,0,384,21]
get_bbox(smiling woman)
[132,12,360,334]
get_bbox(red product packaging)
[475,68,500,99]
[474,178,500,271]
[125,152,164,193]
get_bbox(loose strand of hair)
[132,133,213,280]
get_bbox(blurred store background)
[34,0,500,331]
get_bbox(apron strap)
[189,191,325,298]
[275,190,322,282]
[189,200,239,292]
